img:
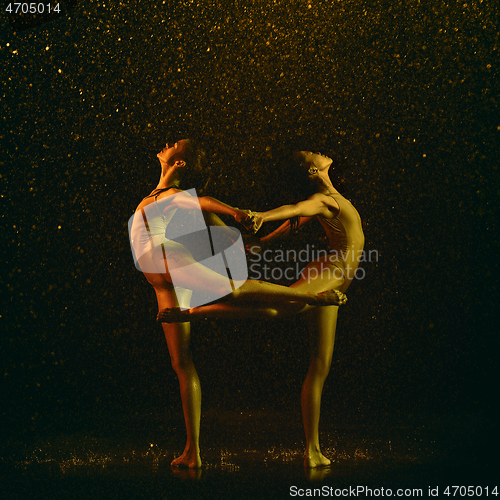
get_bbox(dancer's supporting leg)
[152,282,201,469]
[301,305,338,468]
[287,258,342,467]
[163,320,202,468]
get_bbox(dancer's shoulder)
[310,193,340,218]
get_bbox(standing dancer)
[131,138,246,469]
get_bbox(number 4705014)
[444,486,498,497]
[5,3,61,14]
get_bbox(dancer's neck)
[156,164,179,190]
[316,174,337,196]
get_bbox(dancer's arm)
[260,216,314,243]
[198,196,250,225]
[161,190,251,225]
[253,194,336,233]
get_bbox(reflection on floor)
[3,410,497,499]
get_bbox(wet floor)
[2,410,497,499]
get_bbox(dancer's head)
[158,138,207,190]
[293,151,334,178]
[285,150,333,196]
[157,139,192,168]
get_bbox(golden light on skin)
[157,139,191,166]
[295,151,334,172]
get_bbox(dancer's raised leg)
[231,279,346,306]
[159,301,305,323]
[156,250,346,309]
[158,255,346,323]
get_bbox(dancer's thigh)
[290,256,345,293]
[151,245,233,296]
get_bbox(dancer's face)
[294,151,333,172]
[157,139,191,165]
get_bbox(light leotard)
[130,188,195,306]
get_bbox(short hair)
[177,141,209,192]
[184,141,205,173]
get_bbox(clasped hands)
[233,210,264,255]
[235,210,264,234]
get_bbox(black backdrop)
[1,0,498,444]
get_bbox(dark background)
[1,0,498,449]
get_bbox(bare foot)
[315,289,347,306]
[157,308,189,323]
[304,451,331,468]
[171,467,202,480]
[171,449,202,469]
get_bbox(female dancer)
[131,141,346,469]
[158,150,364,468]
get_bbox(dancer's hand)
[251,212,265,234]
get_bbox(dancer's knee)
[170,354,195,375]
[262,308,279,318]
[308,356,332,380]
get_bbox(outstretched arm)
[180,194,248,220]
[253,194,335,233]
[260,216,314,243]
[198,197,253,228]
[198,196,242,219]
[161,191,251,226]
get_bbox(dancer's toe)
[317,289,347,306]
[304,452,331,468]
[171,453,202,469]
